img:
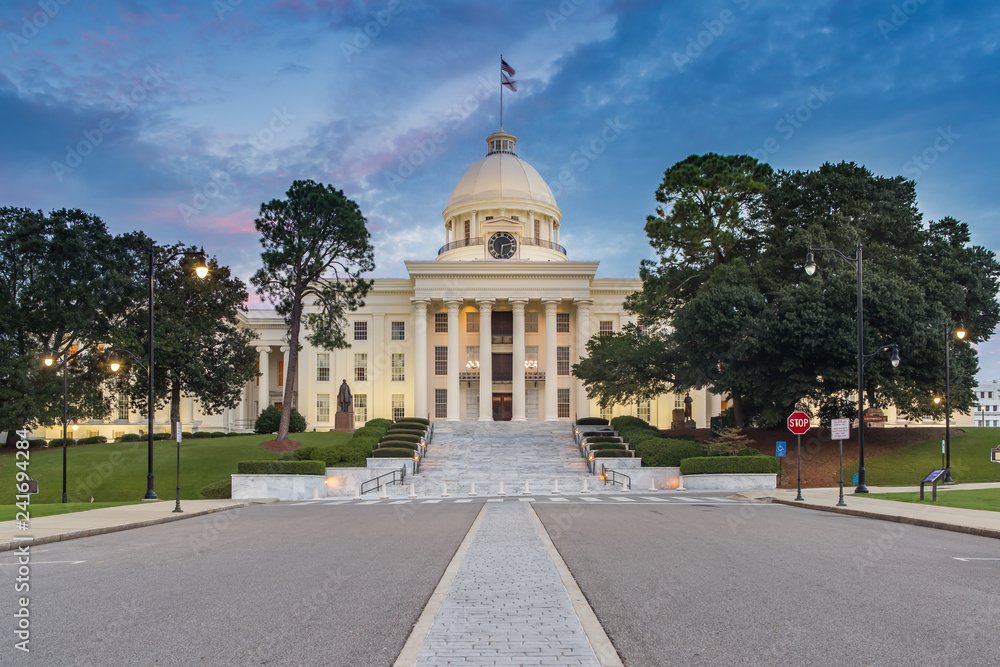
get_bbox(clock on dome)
[488,232,517,259]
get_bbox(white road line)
[675,497,701,502]
[359,501,380,505]
[610,497,635,502]
[422,500,442,504]
[954,557,1000,562]
[642,497,670,502]
[702,497,735,502]
[322,500,349,505]
[454,499,473,503]
[548,497,569,502]
[486,498,504,503]
[18,561,86,565]
[581,497,601,502]
[390,500,411,505]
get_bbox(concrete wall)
[681,473,776,491]
[231,474,327,501]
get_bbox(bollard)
[353,482,361,500]
[552,479,560,494]
[624,479,630,492]
[380,484,388,499]
[469,481,478,497]
[498,480,506,496]
[677,476,685,492]
[648,477,656,492]
[582,478,590,494]
[523,480,531,495]
[313,486,320,500]
[408,483,417,498]
[441,481,449,498]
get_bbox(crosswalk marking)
[322,500,350,505]
[581,497,601,502]
[288,494,758,506]
[389,500,411,504]
[454,499,473,503]
[422,500,442,504]
[548,497,569,502]
[610,497,635,502]
[675,497,701,502]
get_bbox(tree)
[115,245,259,439]
[0,207,145,446]
[251,180,375,442]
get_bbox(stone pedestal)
[334,411,354,433]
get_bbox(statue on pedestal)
[337,379,353,413]
[334,379,354,432]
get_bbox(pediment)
[481,217,524,235]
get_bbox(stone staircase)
[396,421,593,497]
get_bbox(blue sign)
[853,472,859,485]
[775,441,786,457]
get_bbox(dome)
[446,131,557,209]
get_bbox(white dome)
[446,132,557,209]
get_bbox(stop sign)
[787,411,811,435]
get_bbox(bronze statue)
[337,379,353,413]
[683,394,693,420]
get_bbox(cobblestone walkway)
[413,501,601,667]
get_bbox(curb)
[763,497,1000,541]
[0,502,253,553]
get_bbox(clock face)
[488,232,517,259]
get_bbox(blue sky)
[2,0,998,378]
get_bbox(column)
[477,298,495,420]
[575,299,593,420]
[412,299,429,418]
[445,298,462,421]
[511,298,528,421]
[372,312,385,420]
[257,346,270,413]
[543,298,560,421]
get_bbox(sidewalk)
[738,482,1000,539]
[0,499,260,552]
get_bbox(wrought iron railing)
[437,235,567,256]
[601,464,631,491]
[360,467,406,495]
[437,236,483,254]
[521,236,567,254]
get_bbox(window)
[675,395,685,409]
[464,220,471,240]
[601,405,613,422]
[534,219,541,239]
[638,323,649,337]
[316,353,330,382]
[277,358,283,386]
[354,394,367,423]
[113,430,125,441]
[87,429,99,438]
[466,346,479,366]
[354,321,367,341]
[391,321,405,341]
[556,313,570,332]
[599,320,614,335]
[466,311,479,333]
[990,392,994,399]
[557,346,570,375]
[435,389,448,418]
[435,347,448,375]
[510,215,519,221]
[316,394,330,422]
[525,312,539,333]
[117,394,130,421]
[526,388,539,419]
[435,313,448,333]
[354,353,367,382]
[525,345,538,364]
[484,215,493,221]
[391,353,405,382]
[557,388,571,418]
[466,388,479,419]
[392,394,405,421]
[637,400,651,422]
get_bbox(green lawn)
[0,501,145,522]
[0,431,353,504]
[868,488,1000,512]
[863,428,1000,487]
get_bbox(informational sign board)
[19,479,38,495]
[991,447,999,463]
[831,418,850,440]
[776,442,786,457]
[923,469,946,483]
[853,472,859,485]
[787,411,810,435]
[176,421,182,444]
[864,414,888,423]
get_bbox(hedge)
[366,418,395,430]
[580,430,613,437]
[27,439,47,448]
[380,432,421,444]
[191,432,212,439]
[47,438,77,447]
[237,460,325,475]
[610,415,655,432]
[377,440,420,451]
[386,427,426,437]
[152,433,171,440]
[281,444,370,467]
[592,449,633,458]
[583,436,622,444]
[634,438,706,467]
[371,447,417,458]
[588,443,628,451]
[200,479,231,499]
[737,446,761,457]
[254,405,307,434]
[77,435,108,445]
[118,433,142,442]
[395,417,429,426]
[575,417,609,426]
[679,456,781,475]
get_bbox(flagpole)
[499,54,503,130]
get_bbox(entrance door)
[492,393,512,421]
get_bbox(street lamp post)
[943,320,966,483]
[804,245,900,493]
[43,352,70,503]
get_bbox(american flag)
[501,58,515,77]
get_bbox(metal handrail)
[360,466,406,495]
[437,235,568,256]
[521,236,567,254]
[437,236,483,254]
[601,464,631,491]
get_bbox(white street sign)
[831,418,850,440]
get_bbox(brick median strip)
[764,498,1000,541]
[0,503,251,553]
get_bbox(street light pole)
[943,320,966,483]
[145,241,157,500]
[61,354,68,504]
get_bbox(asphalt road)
[533,496,1000,667]
[0,501,483,667]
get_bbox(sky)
[1,0,998,377]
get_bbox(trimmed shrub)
[580,430,613,437]
[253,405,307,434]
[27,438,47,448]
[237,460,325,475]
[352,426,384,440]
[704,427,754,456]
[583,436,622,444]
[387,423,426,432]
[381,432,421,444]
[366,418,395,430]
[200,479,231,499]
[680,456,780,475]
[588,443,628,451]
[349,436,379,456]
[386,428,425,438]
[48,437,77,447]
[118,433,141,442]
[610,415,652,431]
[281,444,368,467]
[371,447,416,458]
[152,433,171,441]
[635,438,706,467]
[593,449,633,458]
[395,417,429,426]
[377,440,419,451]
[575,417,609,426]
[226,432,242,437]
[737,447,761,457]
[191,432,213,439]
[210,432,228,438]
[181,431,194,439]
[77,435,108,445]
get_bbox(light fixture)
[193,250,209,279]
[71,422,79,432]
[933,396,942,405]
[956,321,967,340]
[525,359,538,370]
[890,347,900,368]
[44,357,54,367]
[110,359,121,373]
[804,251,817,276]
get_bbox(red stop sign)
[787,411,811,435]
